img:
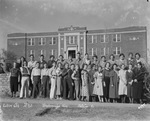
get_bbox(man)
[38,55,47,69]
[57,55,66,69]
[66,55,74,67]
[28,54,37,97]
[47,55,55,69]
[74,52,83,69]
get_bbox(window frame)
[27,38,35,46]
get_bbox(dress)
[103,69,110,98]
[99,61,106,69]
[109,70,119,98]
[126,70,133,98]
[56,68,62,95]
[88,70,95,96]
[93,72,103,96]
[118,69,127,95]
[81,70,89,96]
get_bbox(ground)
[0,97,150,121]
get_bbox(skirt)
[10,76,18,93]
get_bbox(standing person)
[49,61,57,99]
[16,58,22,91]
[66,55,74,67]
[20,56,26,67]
[92,55,99,70]
[47,55,55,69]
[133,53,146,68]
[118,64,127,103]
[72,64,80,100]
[99,56,106,70]
[62,63,70,99]
[28,54,37,97]
[109,64,119,103]
[126,64,134,103]
[108,54,116,68]
[132,62,146,104]
[83,53,91,66]
[56,62,63,99]
[41,63,49,98]
[93,66,104,102]
[74,52,83,69]
[57,55,66,69]
[116,53,127,68]
[88,64,96,102]
[38,55,47,69]
[20,61,30,99]
[9,62,20,98]
[67,64,75,100]
[81,64,89,101]
[0,59,6,72]
[103,62,111,102]
[127,52,134,66]
[31,62,41,98]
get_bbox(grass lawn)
[1,101,150,121]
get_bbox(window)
[74,36,77,44]
[69,36,76,44]
[89,35,97,44]
[113,47,121,55]
[105,34,109,43]
[27,38,35,46]
[40,50,46,57]
[100,48,106,55]
[60,48,64,55]
[93,35,97,43]
[88,35,92,43]
[39,38,46,45]
[49,37,56,45]
[112,34,121,42]
[100,35,105,43]
[50,49,56,56]
[89,48,97,56]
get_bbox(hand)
[111,85,114,87]
[134,79,137,82]
[72,83,74,86]
[103,82,106,87]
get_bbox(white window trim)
[114,47,121,55]
[101,35,106,43]
[69,36,75,44]
[113,34,121,42]
[28,38,35,46]
[39,38,46,45]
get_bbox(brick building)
[7,26,147,61]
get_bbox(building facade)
[7,26,147,61]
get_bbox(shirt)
[49,67,57,78]
[28,61,37,70]
[20,67,30,76]
[38,60,47,69]
[74,58,83,69]
[41,68,49,79]
[10,68,20,77]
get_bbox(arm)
[71,71,77,80]
[31,69,34,83]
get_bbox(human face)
[23,61,27,67]
[120,55,124,60]
[129,54,133,59]
[129,64,132,70]
[44,63,47,68]
[50,56,54,60]
[113,64,117,70]
[92,65,96,70]
[84,65,87,70]
[110,55,114,60]
[53,62,56,67]
[65,63,69,69]
[77,53,80,59]
[121,64,125,70]
[75,65,79,71]
[36,63,39,68]
[71,65,75,70]
[30,56,34,61]
[93,57,97,61]
[59,56,63,61]
[58,63,61,68]
[137,63,141,69]
[98,67,102,72]
[135,54,140,60]
[102,57,105,62]
[13,62,17,68]
[40,56,44,61]
[106,63,110,69]
[85,54,88,59]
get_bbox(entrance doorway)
[68,50,76,59]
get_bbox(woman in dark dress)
[103,62,111,102]
[126,64,134,103]
[109,64,119,103]
[9,62,20,97]
[132,62,146,103]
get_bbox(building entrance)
[68,50,76,59]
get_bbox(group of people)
[8,52,148,104]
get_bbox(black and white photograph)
[0,0,150,121]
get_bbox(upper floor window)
[112,34,121,42]
[89,35,97,44]
[89,48,97,56]
[49,37,57,45]
[100,48,106,55]
[40,49,46,57]
[69,36,77,44]
[113,47,121,55]
[50,49,56,56]
[27,38,35,46]
[100,35,105,43]
[39,38,46,45]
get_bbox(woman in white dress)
[93,66,104,102]
[118,64,127,103]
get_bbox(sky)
[0,0,150,58]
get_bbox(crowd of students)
[8,52,148,104]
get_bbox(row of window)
[88,47,121,56]
[88,34,121,44]
[28,49,57,57]
[27,37,57,46]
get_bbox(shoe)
[20,97,23,99]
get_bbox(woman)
[9,62,20,98]
[56,62,63,99]
[93,66,104,102]
[20,61,30,99]
[109,64,119,103]
[127,52,134,66]
[103,62,111,102]
[99,56,106,69]
[108,54,116,68]
[132,62,146,103]
[88,64,96,102]
[126,64,134,103]
[31,62,41,98]
[118,64,127,103]
[49,61,57,99]
[72,64,80,100]
[116,53,127,68]
[83,53,91,66]
[81,64,89,101]
[41,63,49,98]
[92,55,99,70]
